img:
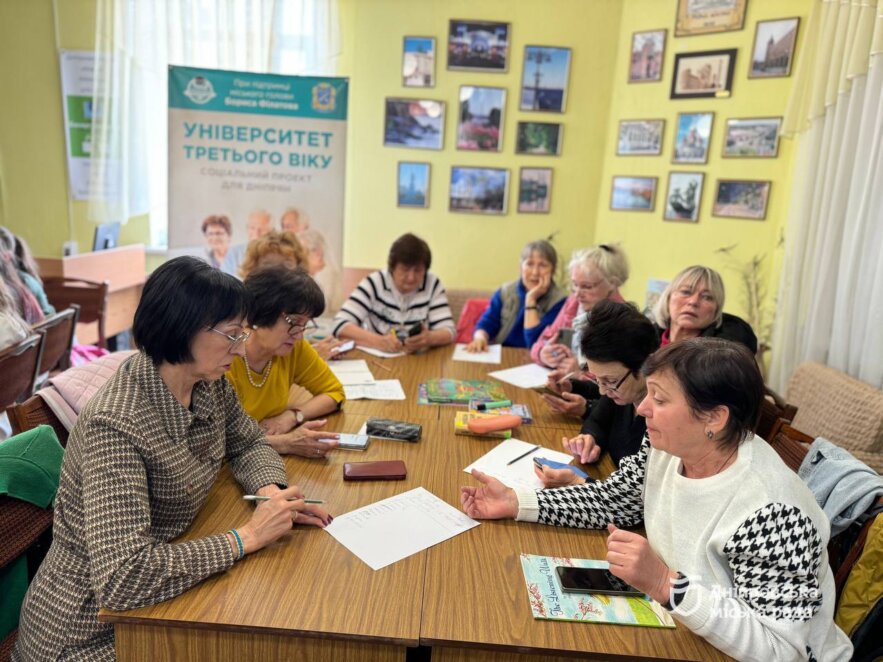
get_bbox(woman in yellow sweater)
[226,266,344,457]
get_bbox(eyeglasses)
[591,370,632,393]
[206,326,250,352]
[283,315,318,336]
[571,278,607,293]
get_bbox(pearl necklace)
[243,353,273,388]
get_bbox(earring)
[252,324,258,330]
[706,430,714,440]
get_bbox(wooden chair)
[755,385,798,442]
[7,394,69,447]
[767,417,813,472]
[31,305,79,375]
[0,334,44,411]
[43,278,109,348]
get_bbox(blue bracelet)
[227,529,244,561]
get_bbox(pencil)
[557,371,575,384]
[506,444,541,466]
[370,359,393,373]
[243,495,324,504]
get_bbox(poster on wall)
[59,50,101,200]
[168,66,348,310]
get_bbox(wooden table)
[101,347,731,661]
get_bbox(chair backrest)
[42,278,109,348]
[0,334,45,410]
[766,418,813,472]
[7,394,70,446]
[755,385,798,442]
[32,305,79,374]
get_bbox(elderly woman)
[332,233,456,354]
[0,247,43,324]
[462,338,852,661]
[238,230,308,278]
[0,278,31,352]
[0,227,54,316]
[226,266,344,458]
[200,214,243,276]
[530,244,628,369]
[299,228,343,312]
[652,265,757,352]
[466,239,566,352]
[13,257,331,661]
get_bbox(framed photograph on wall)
[712,179,771,220]
[670,49,737,99]
[749,18,800,78]
[673,112,713,164]
[664,172,705,222]
[449,166,509,215]
[629,29,666,83]
[457,86,506,152]
[515,121,562,155]
[520,46,571,112]
[402,37,436,88]
[617,119,665,156]
[675,0,748,37]
[610,176,657,212]
[448,19,510,72]
[518,167,552,213]
[722,117,783,158]
[397,162,430,208]
[383,98,445,150]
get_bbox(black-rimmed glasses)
[283,315,318,336]
[206,326,250,352]
[592,370,632,393]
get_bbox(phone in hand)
[555,566,644,596]
[406,321,424,337]
[334,433,370,450]
[330,339,356,354]
[534,385,565,399]
[533,456,590,480]
[557,328,575,348]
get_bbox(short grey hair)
[569,244,629,288]
[298,229,326,253]
[653,265,726,329]
[520,239,558,272]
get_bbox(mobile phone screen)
[335,433,370,450]
[555,566,644,596]
[331,339,355,354]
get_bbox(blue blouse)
[475,280,565,348]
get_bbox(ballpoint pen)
[243,495,324,504]
[557,371,575,384]
[506,444,541,466]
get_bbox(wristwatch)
[292,409,305,428]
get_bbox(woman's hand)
[260,411,296,436]
[237,485,333,555]
[525,273,552,305]
[273,420,340,458]
[460,470,519,519]
[606,524,674,605]
[534,463,586,488]
[404,326,430,353]
[542,391,587,419]
[372,333,405,354]
[312,336,347,361]
[539,343,572,368]
[563,433,601,464]
[465,333,489,353]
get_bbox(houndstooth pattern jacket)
[13,352,287,661]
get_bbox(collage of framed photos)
[389,20,570,215]
[613,0,798,223]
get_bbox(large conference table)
[100,347,731,661]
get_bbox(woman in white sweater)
[461,338,852,662]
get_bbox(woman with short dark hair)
[226,266,344,458]
[332,233,456,353]
[14,257,331,661]
[461,338,852,661]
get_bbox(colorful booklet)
[424,378,508,404]
[454,411,512,439]
[467,400,533,423]
[519,554,675,628]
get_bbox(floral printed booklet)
[519,554,675,628]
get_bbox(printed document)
[488,363,551,389]
[451,343,502,364]
[329,360,376,385]
[344,379,406,400]
[464,438,575,490]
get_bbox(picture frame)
[629,29,666,83]
[457,86,506,152]
[447,19,510,72]
[397,162,431,208]
[670,49,737,99]
[520,45,571,112]
[515,121,563,156]
[712,179,771,220]
[664,172,705,222]
[610,176,657,212]
[722,117,783,158]
[675,0,748,37]
[673,112,714,164]
[518,168,553,213]
[749,18,800,78]
[383,98,445,150]
[402,36,436,88]
[449,166,510,215]
[617,119,665,156]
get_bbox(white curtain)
[88,0,340,247]
[770,0,883,391]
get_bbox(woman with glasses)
[538,301,659,485]
[226,265,345,458]
[14,257,332,661]
[462,338,852,662]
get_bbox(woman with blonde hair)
[238,231,308,279]
[0,277,31,352]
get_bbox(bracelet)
[525,305,538,311]
[227,529,244,561]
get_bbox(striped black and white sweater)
[514,436,853,662]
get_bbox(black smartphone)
[555,566,644,596]
[557,328,574,347]
[407,321,424,337]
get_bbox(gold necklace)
[243,352,273,388]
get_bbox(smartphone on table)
[555,566,644,596]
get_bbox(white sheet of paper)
[357,345,406,358]
[464,438,575,490]
[329,359,376,385]
[488,363,551,389]
[324,487,479,570]
[344,379,406,400]
[451,343,502,364]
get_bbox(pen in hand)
[557,371,575,385]
[506,444,541,466]
[243,495,324,504]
